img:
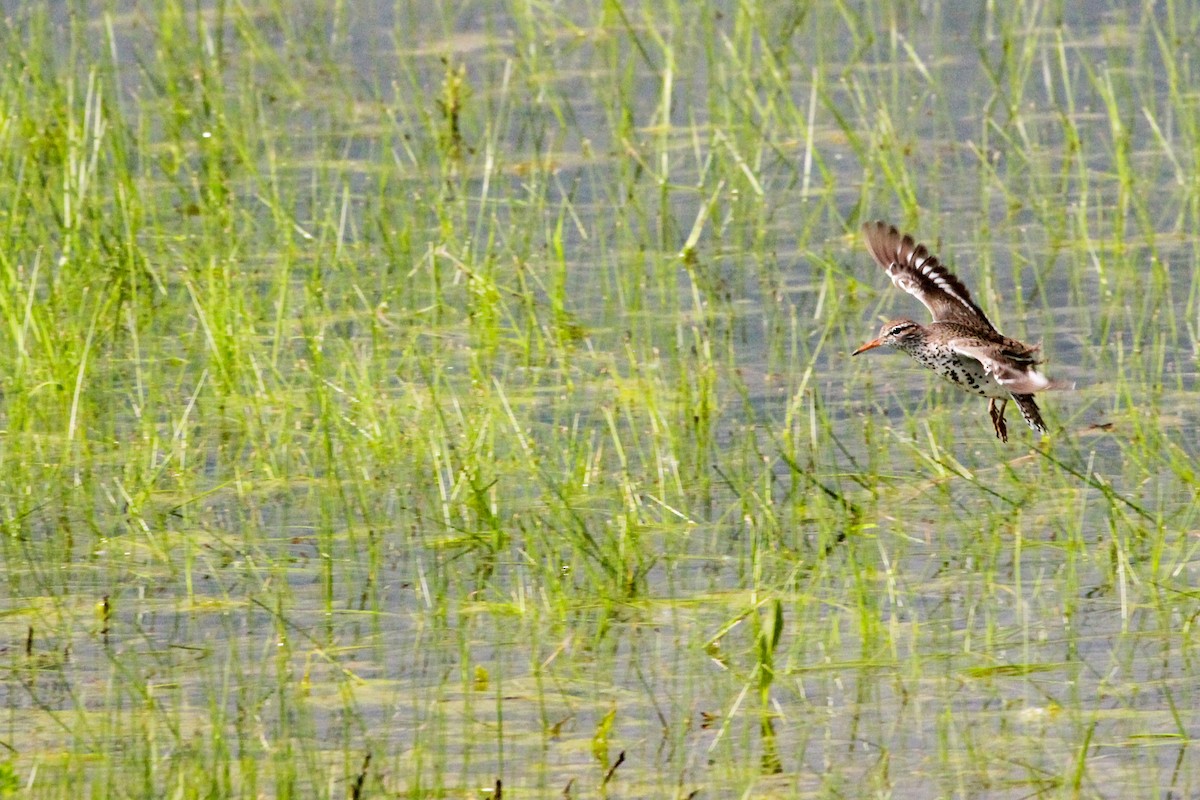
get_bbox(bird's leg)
[989,398,1008,442]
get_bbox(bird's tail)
[1012,393,1048,434]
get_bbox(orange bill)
[851,338,884,356]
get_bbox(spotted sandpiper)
[852,221,1070,442]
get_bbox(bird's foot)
[989,398,1009,443]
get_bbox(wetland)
[0,1,1197,797]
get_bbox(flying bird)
[852,221,1070,441]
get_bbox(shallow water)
[1,1,1198,798]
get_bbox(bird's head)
[852,319,923,355]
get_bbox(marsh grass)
[0,0,1197,797]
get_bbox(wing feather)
[862,221,996,331]
[948,337,1073,394]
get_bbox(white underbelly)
[908,349,1010,398]
[939,355,1009,398]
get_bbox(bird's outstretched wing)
[862,221,997,332]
